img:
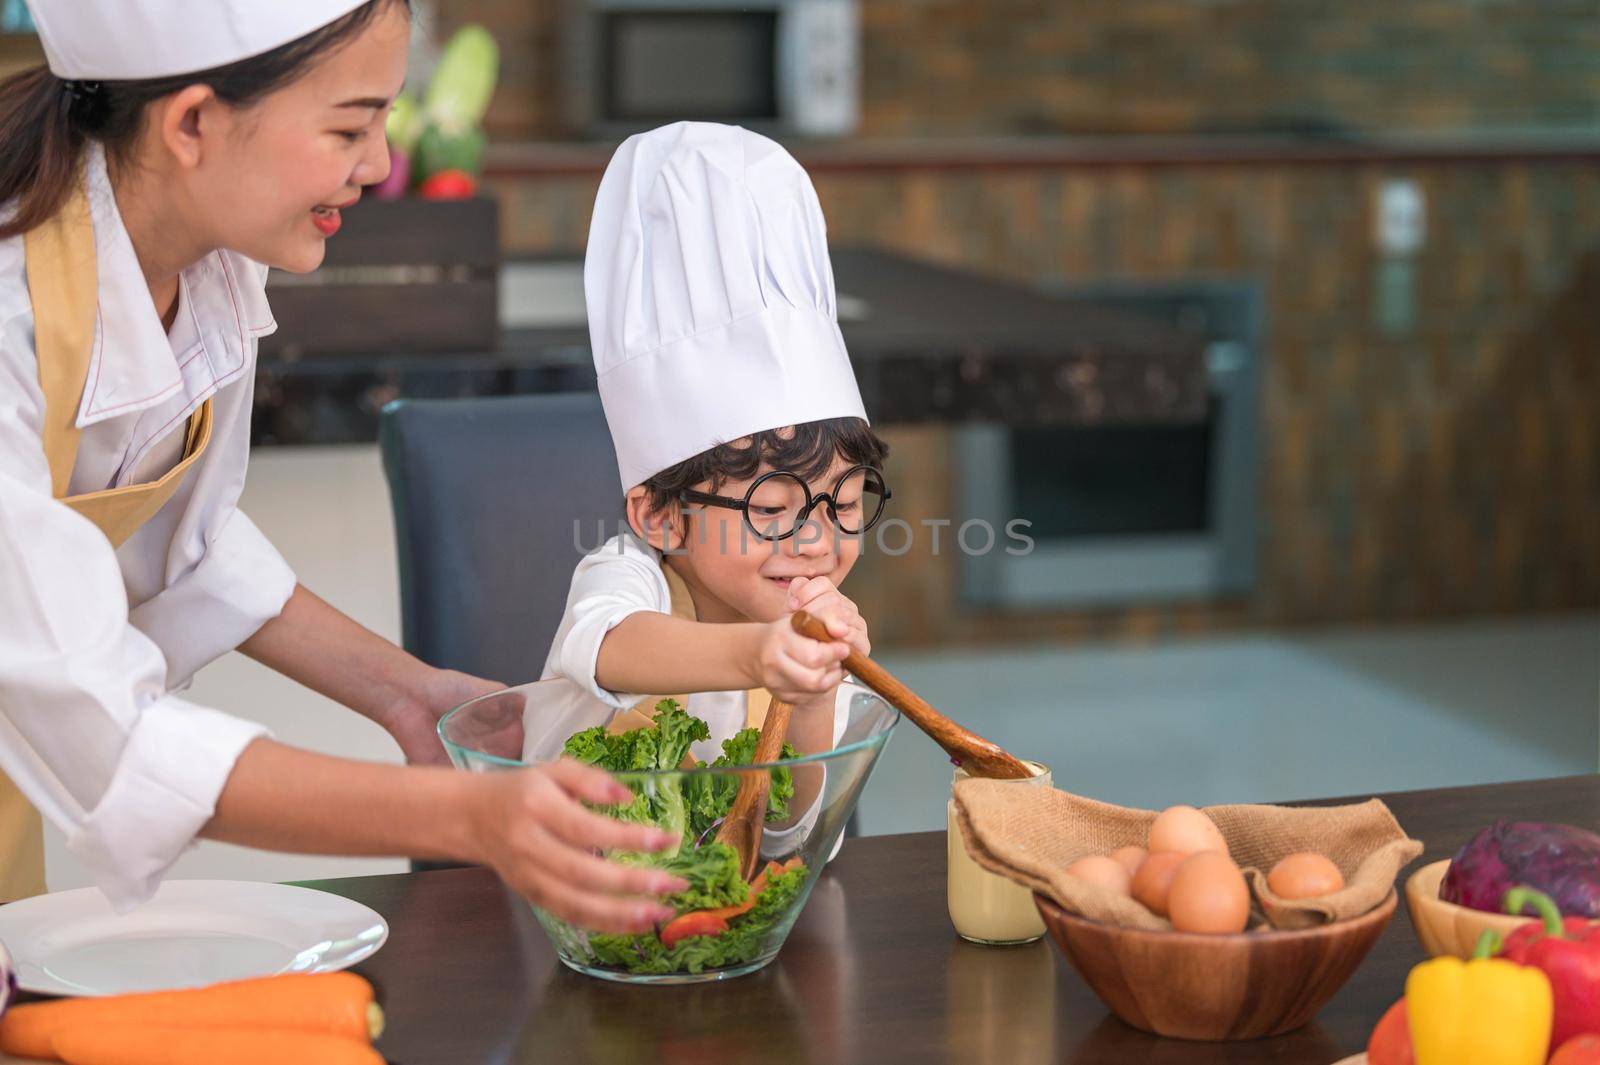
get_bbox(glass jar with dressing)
[946,761,1052,945]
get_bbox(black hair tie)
[63,79,109,128]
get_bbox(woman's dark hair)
[0,0,407,240]
[640,416,889,515]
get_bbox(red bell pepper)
[659,911,728,949]
[1499,886,1600,1052]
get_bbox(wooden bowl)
[1402,858,1600,959]
[1035,891,1398,1041]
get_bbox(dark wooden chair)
[380,393,621,871]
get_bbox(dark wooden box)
[259,196,501,359]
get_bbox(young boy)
[531,122,891,804]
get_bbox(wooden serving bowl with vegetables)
[1406,820,1600,960]
[438,679,899,985]
[1406,859,1548,960]
[1353,863,1600,1065]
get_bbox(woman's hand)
[388,668,505,767]
[466,759,688,933]
[238,583,512,766]
[208,741,686,936]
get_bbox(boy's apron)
[0,182,215,903]
[606,563,773,740]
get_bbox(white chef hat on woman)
[585,121,868,492]
[26,0,374,80]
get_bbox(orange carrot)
[0,972,382,1061]
[50,1026,384,1065]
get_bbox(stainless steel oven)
[565,0,859,138]
[958,282,1263,609]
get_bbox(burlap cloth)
[953,779,1424,931]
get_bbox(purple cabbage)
[1441,820,1600,917]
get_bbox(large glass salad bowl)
[438,679,899,984]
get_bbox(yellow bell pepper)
[1405,953,1552,1065]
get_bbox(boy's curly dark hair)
[640,417,888,516]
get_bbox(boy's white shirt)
[535,531,852,858]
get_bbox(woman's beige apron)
[0,183,214,903]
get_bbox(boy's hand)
[749,575,870,706]
[785,576,870,658]
[754,615,849,705]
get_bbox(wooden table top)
[313,774,1600,1064]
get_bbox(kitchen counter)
[266,774,1597,1063]
[252,248,1206,445]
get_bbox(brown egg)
[1267,852,1346,899]
[1130,850,1188,916]
[1066,855,1132,895]
[1167,852,1250,934]
[1109,846,1148,876]
[1148,805,1230,858]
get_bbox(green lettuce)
[563,701,710,855]
[685,728,800,841]
[659,841,748,912]
[561,700,708,773]
[587,863,809,975]
[561,702,813,975]
[560,725,613,767]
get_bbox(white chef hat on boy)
[585,121,868,491]
[27,0,372,80]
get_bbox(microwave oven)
[565,0,860,138]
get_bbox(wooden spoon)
[714,697,794,880]
[789,610,1033,780]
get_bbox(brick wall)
[437,0,1600,140]
[484,152,1600,643]
[436,0,1600,642]
[853,0,1600,138]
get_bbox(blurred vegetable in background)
[371,24,499,200]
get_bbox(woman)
[0,0,684,932]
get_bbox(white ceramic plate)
[0,880,387,996]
